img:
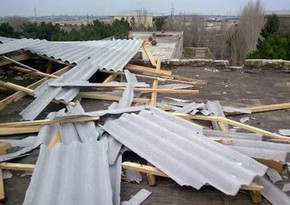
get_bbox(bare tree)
[7,16,29,32]
[165,13,206,47]
[229,0,265,65]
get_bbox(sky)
[1,0,290,17]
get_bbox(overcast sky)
[1,0,289,17]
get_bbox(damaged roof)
[103,108,267,196]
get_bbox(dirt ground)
[1,66,290,204]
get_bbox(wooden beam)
[122,161,263,191]
[48,128,61,147]
[126,64,172,76]
[142,41,157,67]
[209,137,233,145]
[0,80,35,96]
[0,126,41,135]
[245,102,290,113]
[0,65,71,111]
[240,183,263,191]
[256,159,287,174]
[175,114,290,141]
[103,74,118,83]
[95,87,199,94]
[77,92,150,104]
[0,80,75,107]
[0,169,4,200]
[0,163,35,172]
[2,56,39,72]
[249,190,262,204]
[0,53,31,67]
[0,115,100,135]
[9,66,56,79]
[217,121,229,133]
[150,59,161,106]
[122,161,167,177]
[100,70,202,86]
[0,116,100,128]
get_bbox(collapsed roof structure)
[0,37,290,205]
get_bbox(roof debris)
[0,36,290,205]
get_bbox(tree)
[165,14,206,47]
[155,17,166,31]
[248,15,290,60]
[228,0,265,65]
[111,18,131,39]
[261,14,279,38]
[0,22,19,38]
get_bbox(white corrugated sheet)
[103,108,267,196]
[23,140,113,205]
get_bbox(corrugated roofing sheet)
[20,39,143,120]
[0,36,15,44]
[0,38,45,55]
[0,38,143,68]
[103,108,267,196]
[23,140,113,205]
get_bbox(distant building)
[109,13,153,29]
[266,10,290,33]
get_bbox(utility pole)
[33,0,37,22]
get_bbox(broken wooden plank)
[256,159,287,174]
[2,56,39,72]
[150,80,159,106]
[0,80,35,96]
[126,64,172,76]
[9,66,56,79]
[100,70,201,86]
[0,80,76,107]
[249,190,262,204]
[0,65,71,111]
[122,161,167,177]
[245,102,290,113]
[142,41,157,67]
[146,162,157,186]
[217,121,229,133]
[94,87,199,94]
[150,59,161,106]
[0,116,100,128]
[209,137,233,145]
[0,163,35,172]
[175,114,290,141]
[48,128,61,147]
[0,52,31,67]
[77,92,150,104]
[0,126,41,135]
[103,74,118,83]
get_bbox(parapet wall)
[244,59,290,71]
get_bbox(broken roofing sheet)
[103,108,267,196]
[20,39,143,120]
[23,140,113,205]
